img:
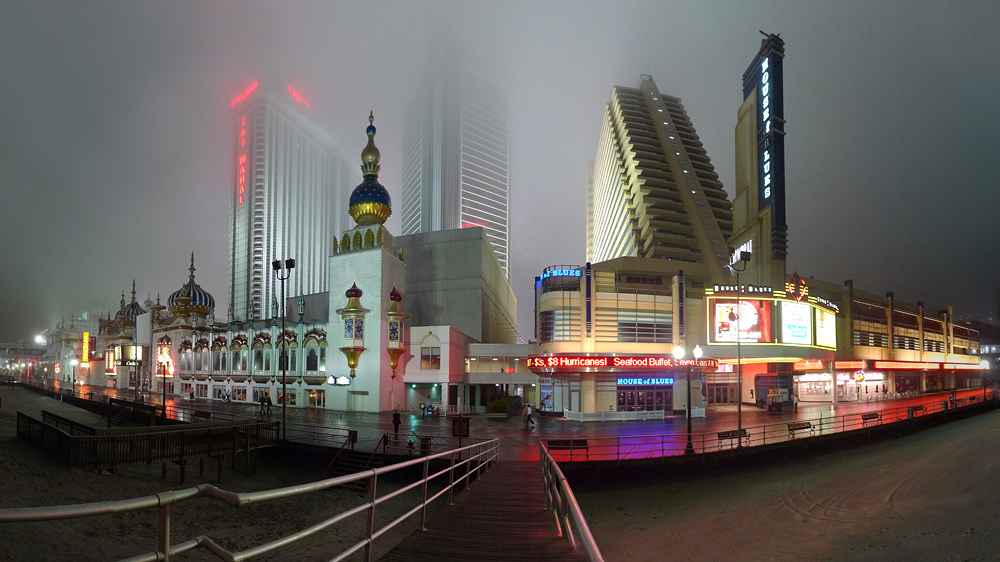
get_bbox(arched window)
[254,350,264,370]
[319,348,326,372]
[231,350,241,371]
[264,349,271,371]
[306,348,318,371]
[290,349,297,370]
[279,349,288,370]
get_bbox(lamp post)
[70,358,79,398]
[272,258,295,443]
[385,287,409,412]
[727,248,752,446]
[674,345,702,455]
[337,284,370,381]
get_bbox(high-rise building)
[401,53,511,278]
[587,75,733,281]
[227,81,358,321]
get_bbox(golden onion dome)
[349,112,392,226]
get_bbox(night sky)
[1,1,997,343]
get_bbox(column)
[580,373,597,413]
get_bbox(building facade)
[228,80,358,322]
[401,56,511,278]
[587,75,733,273]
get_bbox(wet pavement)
[30,380,993,462]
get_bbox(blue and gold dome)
[348,112,392,226]
[168,253,216,318]
[116,280,146,326]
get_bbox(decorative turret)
[167,253,216,319]
[348,112,392,226]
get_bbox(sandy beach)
[578,406,1000,561]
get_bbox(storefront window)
[421,347,441,370]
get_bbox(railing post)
[420,457,430,531]
[448,450,456,505]
[158,505,171,562]
[364,472,378,562]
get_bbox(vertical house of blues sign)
[743,32,787,260]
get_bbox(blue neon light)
[617,377,674,386]
[540,269,582,280]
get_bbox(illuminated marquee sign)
[287,85,312,108]
[780,301,811,345]
[617,377,675,386]
[237,116,248,204]
[81,332,90,366]
[712,299,773,343]
[712,284,773,295]
[786,272,808,302]
[743,33,786,260]
[540,269,581,280]
[526,355,718,371]
[230,80,258,108]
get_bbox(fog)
[1,1,998,342]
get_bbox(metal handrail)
[546,389,998,465]
[540,443,605,561]
[0,438,501,562]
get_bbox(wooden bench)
[861,412,881,426]
[717,428,749,448]
[787,421,814,437]
[546,439,589,456]
[907,405,924,418]
[193,410,213,422]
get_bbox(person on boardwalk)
[265,393,273,416]
[793,393,799,414]
[524,402,535,427]
[259,394,266,416]
[392,410,401,438]
[189,388,194,401]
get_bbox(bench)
[193,410,213,422]
[861,412,881,426]
[547,439,589,456]
[907,405,924,419]
[787,421,814,437]
[718,428,749,448]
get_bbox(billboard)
[713,299,772,343]
[781,301,812,345]
[816,308,837,348]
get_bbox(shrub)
[486,396,521,413]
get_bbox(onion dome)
[348,112,392,226]
[389,287,402,302]
[346,283,363,298]
[118,280,147,326]
[168,253,216,318]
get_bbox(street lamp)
[727,247,752,446]
[385,287,409,411]
[272,257,295,442]
[70,358,79,397]
[674,345,703,455]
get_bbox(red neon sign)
[525,355,718,371]
[287,85,311,108]
[462,221,486,228]
[237,116,247,204]
[230,81,258,108]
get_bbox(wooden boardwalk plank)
[378,461,590,562]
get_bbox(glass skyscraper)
[401,57,510,278]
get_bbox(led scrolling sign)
[526,355,718,371]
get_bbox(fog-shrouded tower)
[401,49,511,278]
[587,75,733,281]
[228,80,358,321]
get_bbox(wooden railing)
[17,412,279,472]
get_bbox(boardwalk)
[380,461,590,562]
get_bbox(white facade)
[228,84,358,321]
[587,75,733,281]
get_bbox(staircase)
[108,408,129,426]
[327,449,389,491]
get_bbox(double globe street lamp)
[70,358,79,398]
[673,344,703,455]
[272,258,295,443]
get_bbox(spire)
[120,292,126,309]
[131,279,137,303]
[188,252,197,284]
[360,111,381,177]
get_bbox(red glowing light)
[462,221,486,228]
[287,85,311,108]
[237,116,247,204]
[238,154,247,204]
[230,80,258,108]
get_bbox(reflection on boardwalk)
[380,461,590,562]
[547,389,998,465]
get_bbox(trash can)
[419,436,432,456]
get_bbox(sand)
[577,406,1000,561]
[0,386,434,562]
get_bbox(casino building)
[527,33,984,419]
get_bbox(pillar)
[580,373,597,413]
[920,371,927,392]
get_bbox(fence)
[547,389,999,465]
[540,443,605,561]
[17,412,280,472]
[0,438,500,562]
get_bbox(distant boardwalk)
[380,461,590,562]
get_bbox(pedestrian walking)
[525,402,535,427]
[392,410,401,438]
[793,394,798,414]
[265,393,273,416]
[259,394,266,416]
[189,388,194,401]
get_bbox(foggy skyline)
[1,1,997,343]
